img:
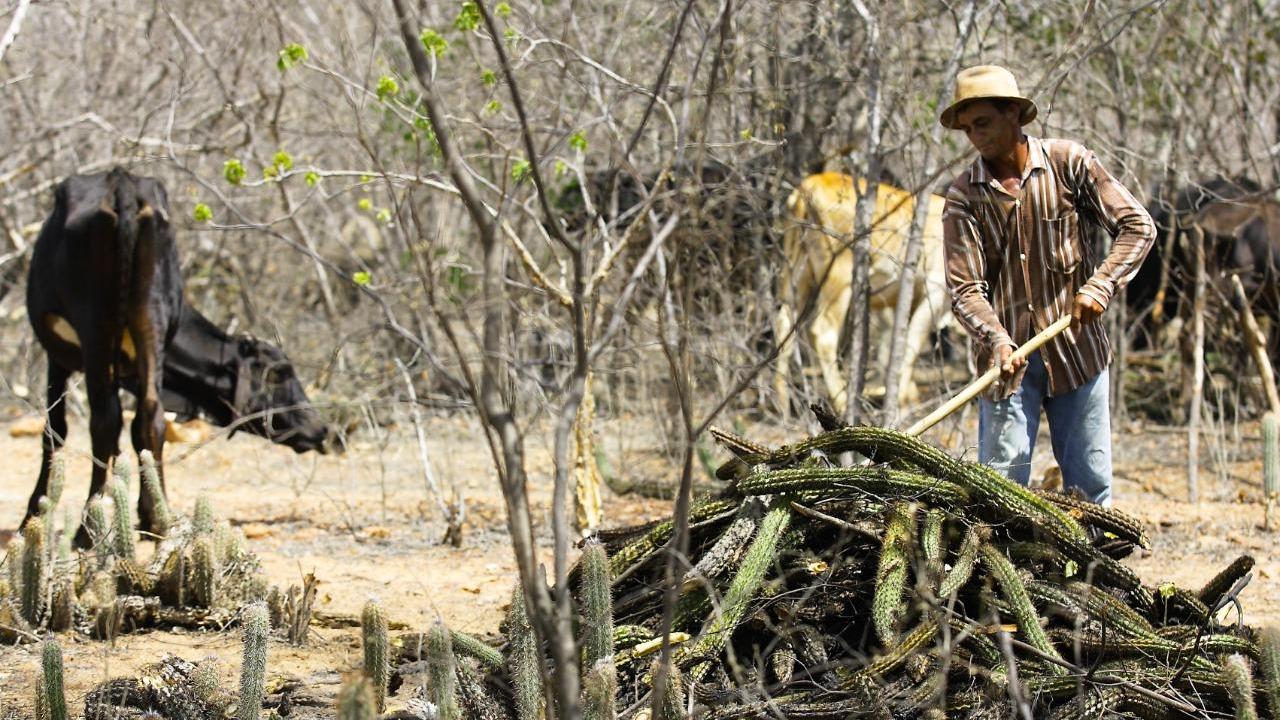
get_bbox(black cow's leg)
[75,347,123,549]
[24,359,71,527]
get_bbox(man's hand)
[1071,293,1104,330]
[995,342,1024,379]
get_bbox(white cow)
[774,172,951,413]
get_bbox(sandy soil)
[0,407,1273,716]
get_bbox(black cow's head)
[229,335,342,454]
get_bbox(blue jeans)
[978,352,1113,506]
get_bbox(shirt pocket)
[1041,210,1081,274]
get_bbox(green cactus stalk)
[48,453,65,509]
[336,674,378,720]
[583,659,618,720]
[41,637,68,720]
[1260,627,1280,720]
[873,502,917,645]
[37,497,54,565]
[427,619,459,720]
[737,467,967,505]
[581,539,614,669]
[21,517,44,626]
[84,497,109,554]
[681,503,791,684]
[979,542,1066,674]
[507,586,544,720]
[361,600,389,713]
[33,674,43,720]
[192,656,222,705]
[652,659,686,720]
[138,449,170,535]
[5,536,21,599]
[238,601,270,720]
[110,477,134,562]
[450,629,503,671]
[920,509,945,583]
[191,535,218,609]
[1223,653,1259,720]
[194,495,215,535]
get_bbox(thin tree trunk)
[846,0,883,427]
[1188,225,1206,503]
[883,0,979,424]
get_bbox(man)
[939,65,1155,506]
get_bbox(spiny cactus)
[194,495,215,535]
[37,496,55,563]
[652,659,686,720]
[450,629,503,671]
[583,659,618,720]
[1223,653,1258,720]
[192,656,223,705]
[920,509,945,583]
[336,674,378,720]
[681,502,791,683]
[427,619,459,720]
[138,450,171,535]
[21,517,44,626]
[110,477,135,562]
[1260,626,1280,719]
[873,502,916,645]
[84,497,109,554]
[361,600,390,713]
[979,543,1065,673]
[581,539,614,669]
[238,602,270,720]
[191,535,218,609]
[5,536,21,598]
[507,586,544,720]
[41,636,68,720]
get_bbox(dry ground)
[0,406,1273,716]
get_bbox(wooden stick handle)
[904,315,1073,437]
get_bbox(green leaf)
[376,75,400,101]
[305,171,320,187]
[223,159,246,185]
[511,159,531,183]
[192,203,213,223]
[272,150,293,172]
[1158,582,1176,600]
[263,165,278,180]
[739,127,753,140]
[496,1,512,17]
[375,208,392,223]
[504,27,519,43]
[277,42,308,72]
[420,28,449,57]
[1063,559,1079,578]
[454,1,481,31]
[357,198,373,212]
[554,159,568,178]
[481,69,497,87]
[568,130,587,152]
[483,99,502,115]
[353,271,372,286]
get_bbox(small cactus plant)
[48,452,65,508]
[84,497,109,554]
[583,660,617,720]
[139,450,171,534]
[361,600,390,713]
[110,477,135,562]
[238,602,270,720]
[41,636,69,720]
[336,674,378,720]
[581,539,614,669]
[507,586,544,720]
[194,495,215,535]
[191,535,218,609]
[1223,653,1258,720]
[653,659,686,720]
[427,619,459,720]
[21,517,45,626]
[1261,626,1280,720]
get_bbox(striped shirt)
[942,136,1156,399]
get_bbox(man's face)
[954,100,1022,161]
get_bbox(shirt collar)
[968,135,1047,186]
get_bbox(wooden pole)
[1230,274,1280,416]
[905,315,1072,437]
[1188,226,1206,503]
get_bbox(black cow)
[25,168,337,544]
[1130,177,1280,356]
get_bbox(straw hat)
[939,65,1038,130]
